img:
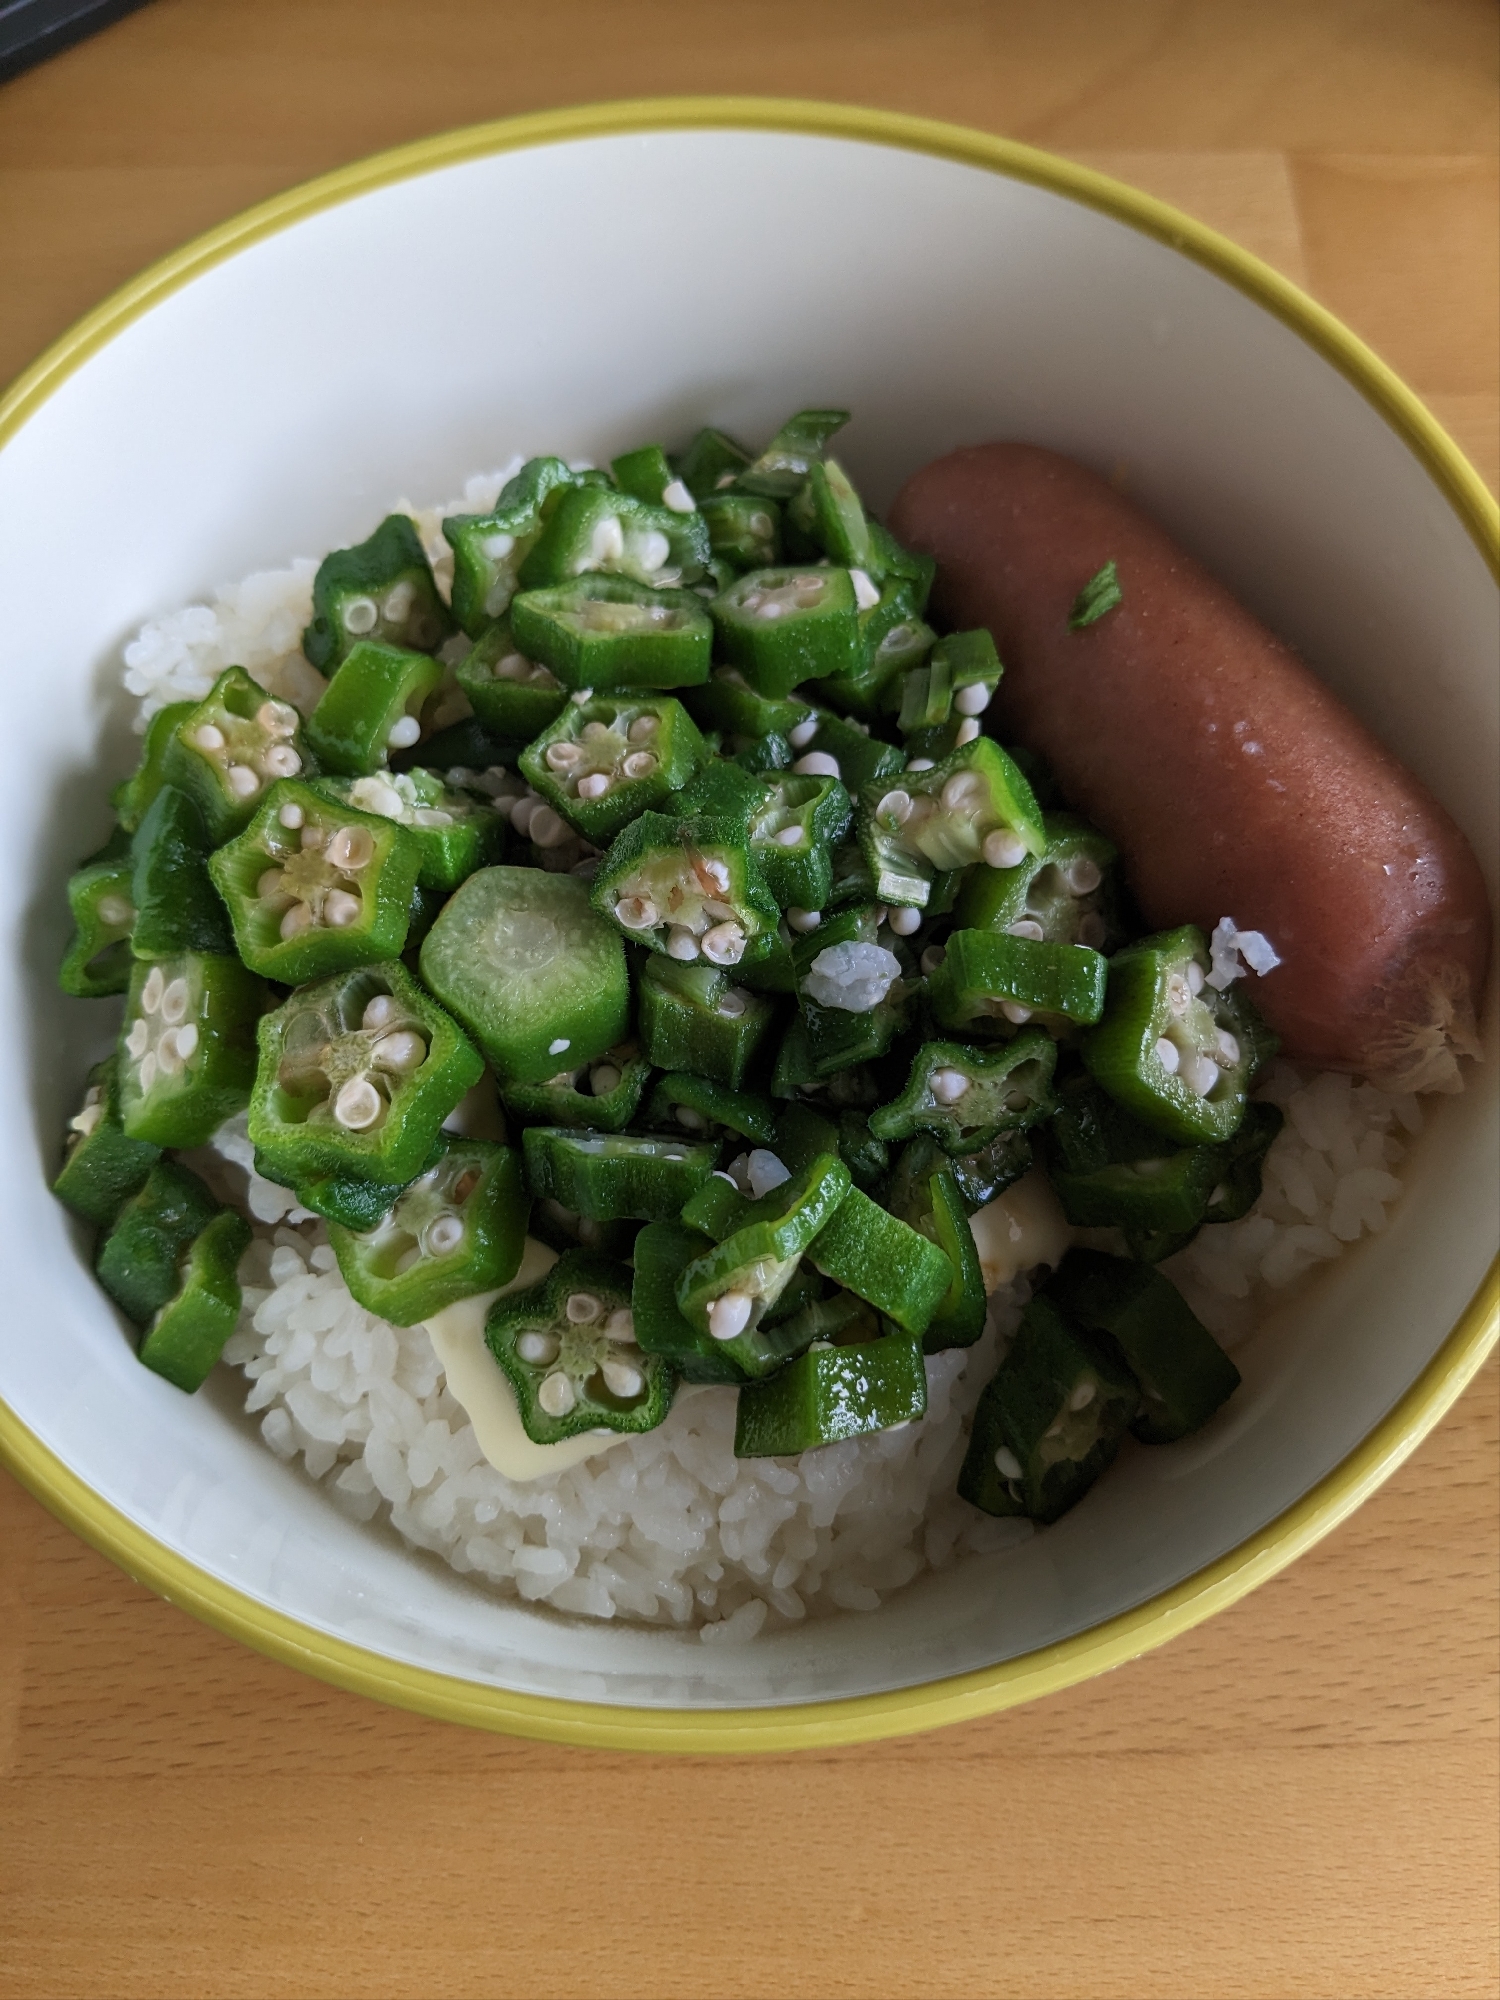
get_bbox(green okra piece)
[128,784,234,961]
[681,668,813,745]
[609,442,677,506]
[644,1073,779,1148]
[787,708,905,793]
[327,1137,528,1326]
[773,1102,889,1192]
[630,1221,746,1384]
[698,491,782,573]
[748,770,852,912]
[210,778,420,982]
[860,736,1046,910]
[672,425,753,500]
[886,1165,987,1353]
[312,766,505,893]
[455,618,568,739]
[136,1207,252,1393]
[443,457,590,637]
[733,409,849,500]
[882,1129,1033,1219]
[521,1127,718,1223]
[635,954,777,1089]
[303,640,445,777]
[591,810,781,969]
[517,481,711,593]
[675,1152,851,1343]
[709,567,862,695]
[161,668,314,842]
[53,1058,161,1229]
[118,952,265,1149]
[733,1326,927,1457]
[869,1031,1057,1156]
[95,1160,225,1327]
[60,828,136,997]
[268,1143,443,1232]
[501,1045,651,1134]
[785,457,873,572]
[818,580,935,720]
[510,576,713,691]
[894,628,1002,734]
[303,512,451,670]
[487,1249,674,1445]
[520,693,707,843]
[1068,560,1123,630]
[111,700,197,833]
[954,811,1121,951]
[806,1184,953,1337]
[927,929,1108,1036]
[249,962,482,1186]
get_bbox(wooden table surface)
[1,6,1495,1996]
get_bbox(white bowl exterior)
[1,129,1494,1709]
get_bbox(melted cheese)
[968,1168,1072,1293]
[423,1237,625,1482]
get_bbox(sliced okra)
[957,1295,1139,1524]
[644,1072,778,1148]
[592,810,781,969]
[672,425,753,501]
[136,1207,252,1393]
[95,1160,225,1327]
[487,1249,674,1445]
[679,754,769,823]
[609,442,681,508]
[675,1153,851,1348]
[210,778,420,982]
[60,828,136,997]
[1203,1101,1284,1224]
[314,766,505,892]
[273,1143,443,1232]
[303,639,445,776]
[773,1100,889,1193]
[249,962,483,1186]
[709,566,862,694]
[870,1031,1057,1155]
[866,521,936,612]
[699,492,782,573]
[733,409,850,500]
[162,667,313,841]
[522,1126,718,1222]
[894,628,1001,750]
[118,952,264,1149]
[631,1221,748,1384]
[635,953,777,1088]
[519,693,708,842]
[733,732,791,774]
[443,458,589,637]
[510,575,713,690]
[303,512,451,671]
[784,708,905,793]
[817,576,936,721]
[732,917,799,996]
[129,785,234,961]
[396,716,513,778]
[455,618,568,739]
[733,1326,927,1457]
[529,1199,639,1263]
[748,771,852,912]
[860,737,1045,910]
[1083,925,1277,1145]
[928,929,1108,1036]
[327,1137,527,1326]
[53,1058,161,1228]
[883,1128,1034,1218]
[111,700,196,833]
[501,1046,651,1133]
[954,811,1121,951]
[785,457,873,571]
[518,482,711,593]
[806,1184,953,1336]
[681,667,813,745]
[768,1014,881,1108]
[888,1166,987,1353]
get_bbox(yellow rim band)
[2,99,1496,1753]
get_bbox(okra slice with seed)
[818,577,936,720]
[893,628,1001,752]
[958,1294,1139,1524]
[699,492,782,573]
[1202,1101,1284,1225]
[1083,925,1277,1145]
[866,521,936,613]
[631,1221,746,1384]
[210,778,420,982]
[487,1249,674,1445]
[681,668,813,745]
[249,962,482,1186]
[53,1057,161,1228]
[136,1207,251,1392]
[870,1031,1057,1155]
[675,1152,851,1345]
[610,442,680,507]
[673,425,753,500]
[954,812,1122,951]
[806,1184,953,1336]
[860,737,1045,910]
[636,955,777,1088]
[161,668,313,841]
[518,483,711,593]
[882,1128,1033,1217]
[420,866,629,1084]
[709,566,862,695]
[1040,1075,1223,1236]
[510,576,713,691]
[303,639,445,777]
[644,1073,778,1148]
[592,810,780,969]
[928,930,1108,1036]
[884,1166,986,1353]
[118,952,265,1148]
[455,619,568,739]
[111,700,196,833]
[733,408,850,500]
[773,1100,889,1192]
[303,513,452,671]
[443,458,587,636]
[327,1137,527,1326]
[785,708,905,792]
[748,770,852,912]
[271,1143,444,1232]
[314,766,505,893]
[60,829,136,997]
[519,693,707,843]
[95,1160,225,1326]
[1045,1250,1240,1444]
[733,1326,927,1457]
[522,1127,718,1223]
[128,785,234,961]
[501,1046,651,1134]
[785,458,873,572]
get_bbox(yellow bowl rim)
[1,97,1495,1754]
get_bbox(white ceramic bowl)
[1,103,1494,1750]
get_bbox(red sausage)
[888,443,1491,1090]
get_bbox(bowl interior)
[1,123,1494,1713]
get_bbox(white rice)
[129,480,1433,1635]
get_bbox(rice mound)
[133,478,1429,1635]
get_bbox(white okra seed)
[326,826,375,872]
[386,715,422,751]
[955,717,981,746]
[773,824,803,847]
[929,1067,970,1105]
[621,751,657,780]
[280,900,314,940]
[516,1330,559,1366]
[528,806,569,848]
[590,1064,621,1096]
[565,1291,603,1324]
[1154,1036,1181,1074]
[876,789,912,825]
[160,978,189,1025]
[174,1022,199,1062]
[786,907,821,934]
[137,1052,157,1093]
[323,890,362,928]
[278,801,305,829]
[666,927,700,961]
[1182,1052,1220,1097]
[994,1446,1023,1480]
[193,723,225,753]
[791,751,840,779]
[261,744,302,780]
[627,714,659,742]
[604,1307,635,1340]
[600,1357,644,1399]
[362,994,398,1032]
[333,1077,382,1129]
[1001,1001,1033,1025]
[613,895,658,931]
[787,718,819,750]
[226,764,260,799]
[124,1019,150,1059]
[887,905,921,936]
[425,1215,464,1257]
[1007,919,1045,942]
[953,683,992,716]
[141,966,165,1013]
[701,922,746,966]
[538,1371,577,1417]
[545,741,583,771]
[576,772,611,801]
[707,1291,754,1341]
[372,1030,425,1072]
[1069,1381,1097,1412]
[1065,856,1103,895]
[718,990,749,1018]
[982,828,1028,869]
[548,1037,571,1056]
[849,567,881,611]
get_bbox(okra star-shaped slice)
[927,930,1108,1038]
[954,811,1122,951]
[454,619,567,740]
[869,1031,1058,1156]
[708,566,862,695]
[59,828,135,997]
[302,513,452,671]
[161,668,313,842]
[442,456,586,637]
[675,1151,851,1348]
[500,1046,652,1134]
[516,482,711,594]
[591,811,780,969]
[210,779,421,982]
[486,1249,675,1445]
[519,694,708,843]
[636,957,777,1088]
[117,953,265,1148]
[314,767,505,893]
[249,962,483,1186]
[859,737,1046,910]
[509,576,713,692]
[303,639,445,777]
[747,769,852,912]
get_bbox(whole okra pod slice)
[675,1153,851,1345]
[118,953,265,1148]
[128,785,234,960]
[455,619,567,739]
[784,708,905,793]
[1044,1250,1240,1443]
[314,766,505,893]
[709,566,862,694]
[210,778,421,981]
[785,457,874,571]
[673,425,752,500]
[520,693,708,843]
[443,458,590,636]
[631,1221,746,1384]
[303,640,445,777]
[521,1128,718,1222]
[53,1058,161,1227]
[869,1031,1057,1154]
[510,576,714,691]
[592,810,781,969]
[957,1294,1140,1524]
[487,1249,674,1444]
[733,409,850,499]
[60,828,136,997]
[954,811,1121,951]
[95,1160,225,1326]
[805,1184,953,1337]
[111,700,196,832]
[136,1207,252,1393]
[161,669,312,841]
[894,629,1002,741]
[1083,925,1277,1145]
[733,1325,927,1457]
[610,442,693,509]
[249,962,483,1186]
[816,577,936,721]
[518,483,711,592]
[501,1046,651,1134]
[327,1137,528,1325]
[773,1100,889,1192]
[881,1165,987,1353]
[927,929,1108,1036]
[303,513,451,670]
[698,492,782,573]
[636,955,777,1088]
[644,1073,779,1148]
[681,668,814,745]
[861,737,1046,910]
[748,771,852,912]
[882,1128,1034,1217]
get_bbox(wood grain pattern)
[1,5,1495,1996]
